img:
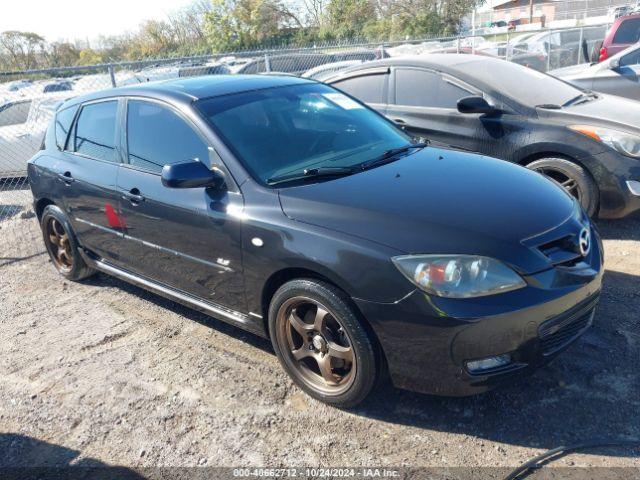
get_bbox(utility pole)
[529,0,534,23]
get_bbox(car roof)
[327,54,506,80]
[59,74,314,110]
[616,12,640,24]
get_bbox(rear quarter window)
[613,18,640,44]
[54,106,77,150]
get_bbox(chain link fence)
[0,23,611,260]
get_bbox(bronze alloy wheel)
[44,217,73,273]
[275,296,356,395]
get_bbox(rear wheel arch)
[35,198,56,220]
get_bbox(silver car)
[0,97,63,178]
[551,43,640,101]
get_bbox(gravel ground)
[0,190,639,477]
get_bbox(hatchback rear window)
[613,18,640,44]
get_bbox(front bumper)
[590,149,640,219]
[354,232,604,397]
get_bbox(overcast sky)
[0,0,198,43]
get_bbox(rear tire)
[527,157,598,217]
[268,279,378,408]
[41,205,96,281]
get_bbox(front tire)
[527,157,598,217]
[41,204,96,281]
[268,279,378,408]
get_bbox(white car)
[0,96,65,178]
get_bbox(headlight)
[392,255,526,298]
[569,125,640,158]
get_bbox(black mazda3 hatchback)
[28,76,603,407]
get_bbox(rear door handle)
[57,172,74,184]
[122,189,145,204]
[393,118,407,125]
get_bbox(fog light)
[466,353,512,374]
[627,180,640,197]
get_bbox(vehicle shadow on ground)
[596,210,640,241]
[0,433,144,478]
[83,273,274,355]
[354,267,640,455]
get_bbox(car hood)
[538,94,640,133]
[551,63,597,79]
[278,148,577,275]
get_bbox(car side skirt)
[79,250,267,338]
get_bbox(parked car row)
[0,95,67,178]
[552,41,640,100]
[29,74,603,407]
[324,54,640,219]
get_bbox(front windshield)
[197,83,411,185]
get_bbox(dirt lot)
[1,189,639,476]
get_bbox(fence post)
[546,28,552,72]
[505,29,510,61]
[456,36,460,53]
[264,54,271,73]
[108,64,116,87]
[578,26,584,64]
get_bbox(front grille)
[537,234,583,267]
[539,308,595,355]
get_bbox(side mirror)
[161,160,226,189]
[457,96,498,115]
[609,58,620,69]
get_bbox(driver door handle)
[57,172,75,184]
[122,189,145,204]
[393,117,407,125]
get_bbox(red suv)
[599,13,640,61]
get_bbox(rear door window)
[331,72,388,104]
[613,18,640,44]
[73,101,118,162]
[395,68,472,109]
[0,101,32,127]
[126,100,209,174]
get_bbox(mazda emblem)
[578,227,591,257]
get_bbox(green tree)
[204,0,292,51]
[77,48,104,65]
[46,42,81,67]
[319,0,377,40]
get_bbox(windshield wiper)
[267,166,355,186]
[266,142,428,186]
[357,142,428,171]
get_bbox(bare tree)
[0,31,46,70]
